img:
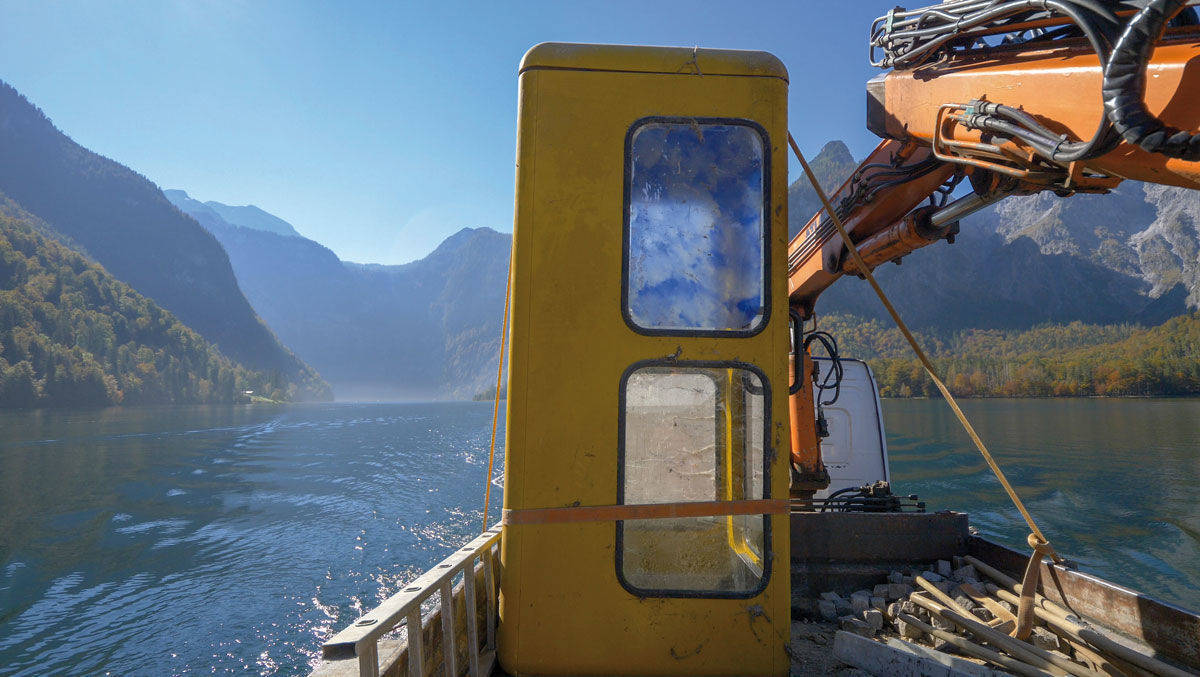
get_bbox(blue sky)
[0,1,884,264]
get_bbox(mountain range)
[168,140,1199,401]
[2,63,1196,406]
[165,190,509,401]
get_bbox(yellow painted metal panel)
[500,43,790,676]
[520,42,789,81]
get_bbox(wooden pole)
[987,586,1194,677]
[895,612,1051,677]
[909,593,1104,677]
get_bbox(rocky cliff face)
[803,143,1195,329]
[788,140,858,240]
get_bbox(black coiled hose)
[786,309,844,406]
[1102,0,1200,160]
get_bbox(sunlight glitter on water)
[0,402,505,676]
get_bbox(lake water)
[0,399,1197,675]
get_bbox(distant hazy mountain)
[163,190,300,238]
[0,80,329,400]
[793,142,1193,329]
[165,190,509,400]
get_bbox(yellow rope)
[481,244,514,533]
[788,133,1058,561]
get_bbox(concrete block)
[872,584,890,597]
[922,571,945,583]
[931,636,960,654]
[839,616,875,638]
[870,596,887,612]
[951,565,977,582]
[897,618,925,640]
[885,638,1010,677]
[863,608,884,630]
[888,571,904,584]
[937,559,953,577]
[1031,626,1060,652]
[818,599,839,621]
[833,630,994,677]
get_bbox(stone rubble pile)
[810,555,1177,677]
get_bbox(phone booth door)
[499,43,792,676]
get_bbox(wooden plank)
[484,546,497,651]
[440,580,457,677]
[406,609,424,677]
[463,560,481,677]
[312,559,498,677]
[883,638,1013,677]
[357,641,378,677]
[479,649,496,677]
[322,527,501,658]
[833,630,993,677]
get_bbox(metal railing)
[320,524,503,677]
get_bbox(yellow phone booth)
[499,43,791,676]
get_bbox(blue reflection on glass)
[627,122,766,332]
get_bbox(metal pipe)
[929,190,1004,229]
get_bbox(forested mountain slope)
[819,313,1200,398]
[0,80,328,400]
[0,202,300,407]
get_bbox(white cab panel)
[812,358,889,499]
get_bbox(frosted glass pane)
[627,122,766,333]
[620,365,766,594]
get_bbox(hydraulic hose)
[1102,0,1200,160]
[874,0,1129,163]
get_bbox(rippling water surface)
[0,403,505,675]
[0,398,1196,675]
[885,398,1200,613]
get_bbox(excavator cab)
[498,43,793,675]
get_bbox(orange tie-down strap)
[501,498,789,526]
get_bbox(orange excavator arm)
[787,0,1200,491]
